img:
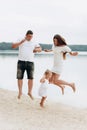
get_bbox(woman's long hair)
[53,34,67,60]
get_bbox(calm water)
[0,52,87,108]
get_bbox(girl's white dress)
[52,45,71,74]
[39,79,49,97]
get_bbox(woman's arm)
[69,52,78,56]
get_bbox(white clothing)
[39,79,49,97]
[18,41,40,62]
[52,45,71,74]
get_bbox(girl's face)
[53,38,58,46]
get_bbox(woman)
[44,34,78,94]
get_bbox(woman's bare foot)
[28,93,34,100]
[61,86,65,95]
[70,83,76,92]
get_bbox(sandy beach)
[0,88,87,130]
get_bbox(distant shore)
[0,88,87,130]
[0,50,87,56]
[0,42,87,51]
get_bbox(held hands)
[44,49,49,52]
[44,49,52,52]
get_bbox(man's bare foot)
[18,93,22,99]
[28,93,34,100]
[71,83,76,92]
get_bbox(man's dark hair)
[26,30,33,35]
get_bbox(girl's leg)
[40,97,47,107]
[53,73,76,92]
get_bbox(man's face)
[26,34,33,41]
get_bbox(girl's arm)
[44,49,53,52]
[69,52,78,56]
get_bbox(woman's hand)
[69,52,78,56]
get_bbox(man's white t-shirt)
[18,41,40,62]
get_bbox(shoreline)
[0,88,87,130]
[0,50,87,56]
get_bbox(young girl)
[44,34,78,94]
[39,70,52,108]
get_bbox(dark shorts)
[17,60,34,79]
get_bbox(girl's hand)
[40,76,45,83]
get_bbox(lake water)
[0,52,87,108]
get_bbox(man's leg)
[26,62,34,100]
[28,79,34,100]
[18,79,23,99]
[17,60,25,99]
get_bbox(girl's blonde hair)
[44,69,51,76]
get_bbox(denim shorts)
[17,60,34,79]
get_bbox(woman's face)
[53,38,58,46]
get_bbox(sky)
[0,0,87,44]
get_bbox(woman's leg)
[50,73,65,94]
[49,73,54,83]
[53,73,76,92]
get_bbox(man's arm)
[12,39,26,49]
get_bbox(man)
[12,30,42,99]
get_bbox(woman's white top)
[51,45,71,74]
[39,79,49,97]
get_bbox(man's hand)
[33,47,42,53]
[12,38,26,49]
[20,38,26,43]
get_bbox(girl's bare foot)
[28,93,34,100]
[71,83,76,92]
[40,103,44,108]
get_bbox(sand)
[0,88,87,130]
